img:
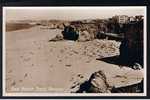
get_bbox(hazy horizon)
[5,7,145,21]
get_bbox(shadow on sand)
[75,56,144,93]
[96,55,130,66]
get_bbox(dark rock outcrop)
[78,31,91,42]
[62,25,79,41]
[111,80,143,93]
[76,70,143,93]
[76,70,111,93]
[119,20,143,66]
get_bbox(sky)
[4,7,146,21]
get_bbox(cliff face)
[119,20,143,66]
[49,19,143,67]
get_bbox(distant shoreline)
[6,23,35,32]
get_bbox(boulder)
[76,68,143,93]
[78,31,91,42]
[88,70,111,93]
[49,33,63,42]
[76,70,111,93]
[62,25,79,41]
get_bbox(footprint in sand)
[65,56,68,59]
[20,55,24,58]
[57,55,59,58]
[33,41,36,45]
[24,73,28,78]
[8,70,13,73]
[60,49,64,53]
[85,60,91,63]
[69,53,73,56]
[49,49,53,52]
[29,52,34,55]
[24,58,31,62]
[58,59,62,62]
[11,81,16,86]
[49,65,54,69]
[65,64,72,67]
[84,46,87,49]
[6,77,11,81]
[38,47,41,49]
[19,80,23,83]
[83,51,86,55]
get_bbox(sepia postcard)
[2,6,147,96]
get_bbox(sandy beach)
[5,26,143,93]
